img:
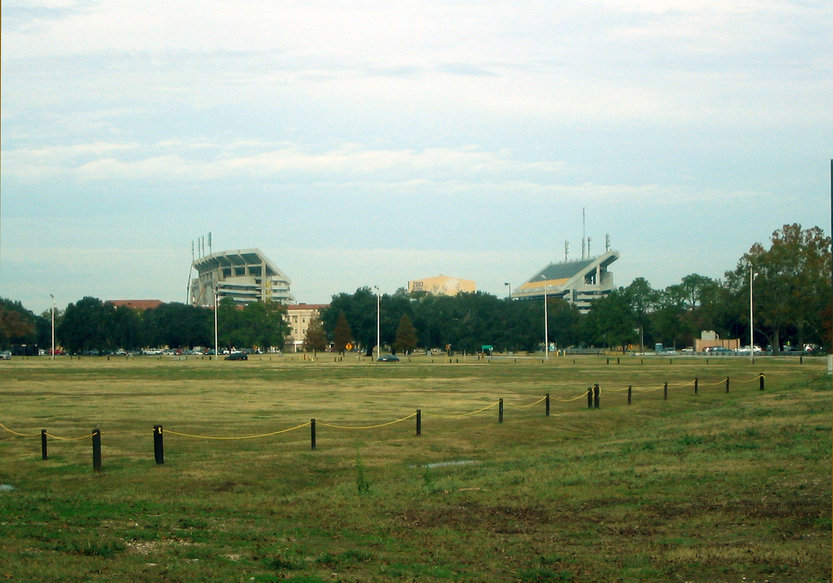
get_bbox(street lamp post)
[214,292,219,360]
[50,294,55,360]
[543,285,549,360]
[504,282,511,300]
[749,267,756,363]
[374,286,381,362]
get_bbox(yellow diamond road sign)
[345,343,353,351]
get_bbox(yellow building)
[408,275,476,296]
[284,304,328,352]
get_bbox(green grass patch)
[0,355,830,581]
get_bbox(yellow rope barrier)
[550,391,590,402]
[427,401,501,418]
[318,412,417,430]
[0,422,39,438]
[737,374,764,384]
[634,383,666,393]
[162,421,311,440]
[44,431,95,441]
[517,395,548,408]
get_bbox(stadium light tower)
[504,282,511,299]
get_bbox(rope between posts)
[550,392,590,402]
[738,374,764,383]
[701,377,730,387]
[427,401,501,418]
[318,412,417,430]
[44,431,96,441]
[0,422,39,437]
[162,421,311,440]
[517,395,548,408]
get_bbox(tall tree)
[726,224,832,352]
[393,313,418,354]
[0,298,37,348]
[332,311,353,353]
[304,315,329,353]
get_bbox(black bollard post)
[694,377,699,395]
[759,373,764,391]
[310,419,316,450]
[92,428,102,473]
[416,409,422,436]
[587,387,593,409]
[663,382,668,400]
[41,429,48,460]
[545,393,550,416]
[498,399,504,423]
[725,377,730,393]
[153,425,164,465]
[593,384,600,408]
[627,385,632,405]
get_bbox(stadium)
[189,248,294,307]
[512,250,620,313]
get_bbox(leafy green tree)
[57,297,113,353]
[304,315,329,353]
[583,289,637,349]
[725,223,832,352]
[393,313,418,354]
[0,298,37,348]
[332,311,353,353]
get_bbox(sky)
[1,0,831,315]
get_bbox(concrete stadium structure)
[512,250,620,314]
[189,248,293,307]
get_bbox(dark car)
[377,354,400,362]
[225,352,248,360]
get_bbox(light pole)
[504,282,511,300]
[50,294,55,360]
[749,267,756,362]
[214,291,219,359]
[543,284,550,359]
[374,286,381,361]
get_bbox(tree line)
[1,224,830,355]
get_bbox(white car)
[0,351,11,360]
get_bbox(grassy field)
[1,354,830,582]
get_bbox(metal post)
[545,393,550,416]
[416,409,422,436]
[92,428,102,473]
[759,373,765,391]
[593,384,600,408]
[498,399,504,423]
[663,382,668,400]
[310,419,316,450]
[153,425,164,465]
[725,377,730,393]
[41,429,48,460]
[627,385,632,405]
[587,387,593,409]
[694,377,699,395]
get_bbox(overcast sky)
[2,0,831,314]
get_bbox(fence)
[2,374,766,473]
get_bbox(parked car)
[0,351,11,360]
[225,352,248,360]
[377,354,400,362]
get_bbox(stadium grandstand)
[189,248,294,307]
[512,250,620,314]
